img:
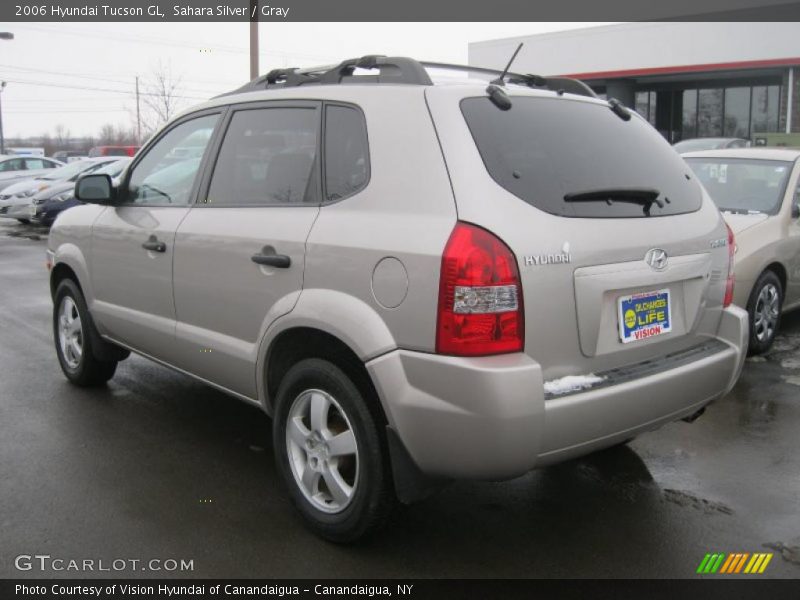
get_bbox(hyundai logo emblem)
[645,248,668,271]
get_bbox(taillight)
[436,222,524,356]
[723,222,735,308]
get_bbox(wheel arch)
[49,244,93,304]
[763,262,788,295]
[262,326,387,426]
[50,262,81,298]
[50,254,128,363]
[256,289,397,413]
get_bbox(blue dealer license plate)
[618,289,672,344]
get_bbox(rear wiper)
[564,188,665,215]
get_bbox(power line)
[5,108,129,113]
[2,98,130,103]
[1,78,211,101]
[0,64,228,96]
[12,24,335,63]
[0,63,142,87]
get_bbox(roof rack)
[222,55,433,96]
[220,55,596,99]
[421,62,596,98]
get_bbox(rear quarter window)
[324,104,369,202]
[461,96,702,218]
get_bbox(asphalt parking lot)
[1,218,799,579]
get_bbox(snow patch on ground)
[781,357,800,370]
[781,375,800,387]
[771,340,796,353]
[544,374,605,396]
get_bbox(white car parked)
[0,158,117,223]
[0,155,63,191]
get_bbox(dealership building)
[469,23,799,144]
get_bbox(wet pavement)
[1,218,799,578]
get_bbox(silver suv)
[47,56,748,542]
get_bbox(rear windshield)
[461,96,702,218]
[685,158,792,215]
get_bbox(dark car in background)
[31,158,132,227]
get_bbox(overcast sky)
[0,22,613,139]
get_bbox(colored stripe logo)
[697,552,773,574]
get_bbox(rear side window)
[206,107,318,206]
[461,96,702,218]
[324,105,369,201]
[24,158,45,170]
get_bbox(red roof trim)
[563,57,800,81]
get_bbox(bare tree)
[139,61,185,137]
[40,133,54,157]
[53,124,71,150]
[97,123,116,145]
[114,124,136,145]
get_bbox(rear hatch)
[426,85,731,381]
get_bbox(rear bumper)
[366,306,748,480]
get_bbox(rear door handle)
[142,238,166,253]
[251,253,291,268]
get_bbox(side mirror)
[75,173,114,204]
[792,203,800,220]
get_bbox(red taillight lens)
[723,222,735,308]
[436,222,524,356]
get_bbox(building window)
[634,91,657,126]
[682,89,698,139]
[724,87,751,138]
[751,85,780,134]
[698,89,723,137]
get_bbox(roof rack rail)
[218,55,595,99]
[219,55,433,96]
[420,61,596,98]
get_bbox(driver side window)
[125,114,219,205]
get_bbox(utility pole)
[0,82,5,155]
[249,0,259,80]
[0,32,13,155]
[135,76,142,145]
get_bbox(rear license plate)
[618,289,672,344]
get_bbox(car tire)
[53,278,118,386]
[273,358,393,543]
[746,270,783,355]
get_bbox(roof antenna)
[491,43,523,86]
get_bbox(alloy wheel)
[753,283,780,343]
[58,296,83,369]
[286,389,360,514]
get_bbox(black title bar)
[3,0,800,22]
[4,579,800,600]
